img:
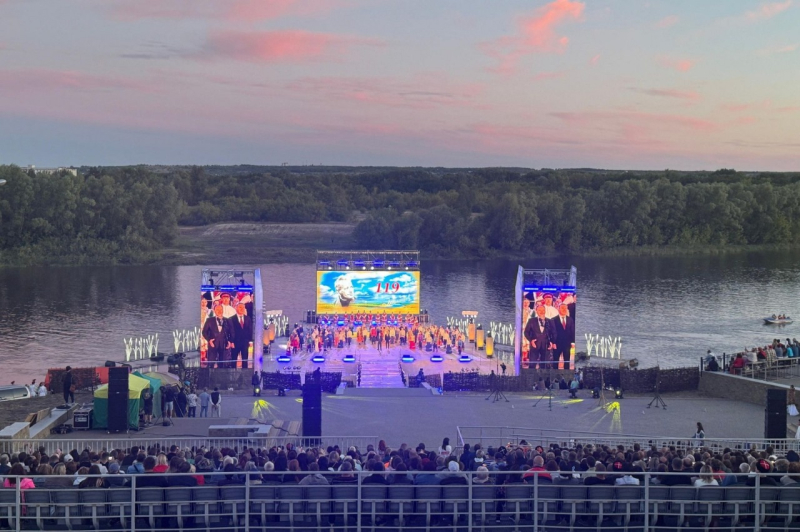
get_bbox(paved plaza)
[52,386,767,449]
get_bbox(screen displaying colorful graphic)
[316,271,420,314]
[520,290,576,367]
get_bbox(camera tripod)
[485,372,508,403]
[647,377,667,409]
[533,366,555,411]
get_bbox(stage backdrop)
[316,271,420,314]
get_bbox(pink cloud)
[656,15,680,28]
[589,54,601,66]
[109,0,341,21]
[551,110,718,131]
[745,0,792,21]
[481,0,585,74]
[630,88,701,101]
[757,43,799,55]
[532,71,566,81]
[0,69,151,92]
[200,30,381,63]
[658,56,695,72]
[284,75,486,110]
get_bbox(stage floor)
[262,337,513,388]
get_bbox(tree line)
[2,164,800,264]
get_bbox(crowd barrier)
[0,471,796,531]
[0,436,378,457]
[456,426,800,455]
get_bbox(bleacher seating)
[2,478,799,531]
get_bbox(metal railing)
[456,426,800,454]
[0,471,792,531]
[0,436,378,456]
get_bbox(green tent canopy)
[92,372,150,430]
[133,371,161,419]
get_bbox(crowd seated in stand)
[2,438,800,530]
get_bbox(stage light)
[387,267,392,270]
[312,355,325,363]
[370,266,374,270]
[401,354,415,363]
[277,355,291,363]
[459,355,472,363]
[343,354,356,363]
[431,354,444,362]
[615,388,624,399]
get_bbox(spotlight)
[343,354,356,363]
[592,388,600,399]
[431,354,444,362]
[277,355,291,363]
[615,388,624,399]
[458,355,472,363]
[401,354,415,363]
[312,355,325,363]
[254,387,261,396]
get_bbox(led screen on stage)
[521,289,576,368]
[316,271,420,314]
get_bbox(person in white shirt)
[38,384,47,397]
[438,437,452,459]
[694,465,719,487]
[187,390,198,418]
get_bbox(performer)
[202,305,234,368]
[218,292,237,319]
[540,293,559,319]
[229,303,253,369]
[524,305,556,365]
[553,303,575,366]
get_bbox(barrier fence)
[0,471,795,531]
[456,426,800,455]
[0,436,378,457]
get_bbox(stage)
[261,335,514,388]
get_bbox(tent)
[92,373,150,429]
[144,371,181,387]
[134,371,162,419]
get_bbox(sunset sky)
[0,0,798,170]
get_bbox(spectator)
[332,461,359,484]
[152,453,169,473]
[585,463,614,485]
[299,462,329,485]
[440,461,467,485]
[414,461,440,485]
[187,389,198,418]
[127,453,146,475]
[437,438,452,459]
[137,456,168,488]
[216,464,243,486]
[210,387,222,417]
[168,462,198,487]
[694,465,719,487]
[362,462,389,485]
[199,388,211,417]
[78,465,108,489]
[473,466,493,484]
[105,462,126,487]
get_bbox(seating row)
[1,484,798,532]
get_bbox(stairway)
[358,358,405,388]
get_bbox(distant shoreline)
[2,221,799,267]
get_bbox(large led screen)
[521,290,576,368]
[316,271,420,314]
[201,289,254,368]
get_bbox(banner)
[316,271,420,314]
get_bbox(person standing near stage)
[210,387,222,418]
[553,304,575,367]
[229,303,253,369]
[62,366,74,406]
[524,305,556,365]
[202,304,234,368]
[199,388,210,417]
[187,389,198,418]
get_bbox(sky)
[0,0,798,171]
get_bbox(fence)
[0,436,378,457]
[456,426,800,455]
[0,471,795,531]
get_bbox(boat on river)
[764,316,793,325]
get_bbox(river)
[1,250,799,383]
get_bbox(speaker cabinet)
[108,367,129,433]
[767,388,787,414]
[302,382,322,439]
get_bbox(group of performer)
[522,292,576,367]
[286,322,467,355]
[200,292,254,368]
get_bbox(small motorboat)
[764,316,794,325]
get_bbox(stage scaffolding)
[316,250,420,271]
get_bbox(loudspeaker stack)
[108,367,129,433]
[765,388,787,439]
[302,381,322,444]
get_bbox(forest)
[2,164,800,264]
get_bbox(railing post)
[755,473,761,527]
[131,473,137,532]
[245,473,251,532]
[533,471,539,531]
[357,470,362,532]
[15,479,20,531]
[644,472,649,531]
[468,471,473,531]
